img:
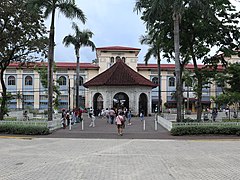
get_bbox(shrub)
[0,124,50,135]
[171,125,240,136]
[222,119,240,122]
[3,117,17,121]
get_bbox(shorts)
[117,124,122,129]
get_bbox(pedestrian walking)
[115,112,125,136]
[109,108,115,124]
[66,110,70,126]
[140,110,144,121]
[127,109,132,125]
[225,107,229,117]
[61,109,66,129]
[89,114,96,127]
[105,108,110,123]
[89,107,93,118]
[212,108,218,121]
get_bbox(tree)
[0,0,47,120]
[180,1,240,120]
[35,63,61,111]
[215,63,240,116]
[134,0,185,121]
[63,22,95,110]
[27,0,86,121]
[139,30,163,114]
[134,0,240,121]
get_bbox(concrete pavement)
[0,137,240,180]
[1,113,240,180]
[43,113,239,140]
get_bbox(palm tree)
[134,0,183,121]
[140,32,162,114]
[27,0,86,121]
[63,22,95,110]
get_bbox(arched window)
[8,76,16,85]
[25,76,33,86]
[116,56,121,61]
[122,57,126,63]
[59,76,67,86]
[110,57,114,63]
[79,76,84,86]
[152,77,158,85]
[169,77,175,87]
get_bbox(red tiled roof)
[8,62,99,70]
[84,60,157,88]
[137,64,224,70]
[96,46,141,51]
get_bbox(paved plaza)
[1,113,240,180]
[0,137,240,180]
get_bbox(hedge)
[222,119,240,122]
[0,124,50,135]
[171,125,240,136]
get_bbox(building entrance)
[113,92,129,110]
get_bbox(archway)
[139,93,148,116]
[93,93,103,116]
[113,92,129,110]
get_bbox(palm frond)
[57,2,86,24]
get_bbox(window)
[25,76,33,86]
[169,77,175,87]
[110,57,114,63]
[116,56,121,61]
[23,95,34,101]
[79,76,84,86]
[122,57,126,63]
[8,76,16,85]
[152,77,158,85]
[59,76,67,86]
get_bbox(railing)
[157,114,240,131]
[0,120,47,126]
[172,122,240,127]
[0,113,62,131]
[157,115,173,131]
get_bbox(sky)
[45,0,240,65]
[46,0,154,64]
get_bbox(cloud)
[43,0,157,64]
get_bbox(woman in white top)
[115,112,124,136]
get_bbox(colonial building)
[1,46,235,114]
[84,58,156,116]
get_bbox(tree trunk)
[190,46,203,121]
[173,12,182,122]
[0,68,7,120]
[196,79,203,121]
[75,49,80,109]
[47,9,55,121]
[157,53,161,114]
[76,48,80,109]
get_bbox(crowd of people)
[61,106,139,136]
[61,108,83,129]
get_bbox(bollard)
[143,119,146,131]
[155,116,158,131]
[82,119,84,131]
[154,114,157,131]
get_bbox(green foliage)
[35,64,61,109]
[0,124,50,135]
[222,119,240,122]
[135,0,240,121]
[171,125,240,136]
[215,63,240,107]
[0,0,48,119]
[3,117,17,121]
